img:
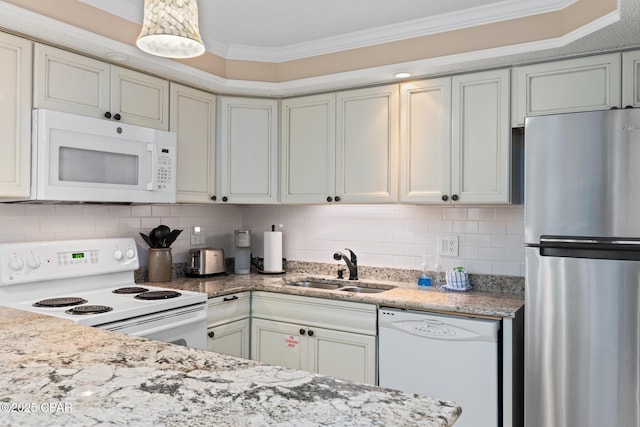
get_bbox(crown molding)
[224,0,578,62]
[0,1,621,98]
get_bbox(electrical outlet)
[438,235,459,257]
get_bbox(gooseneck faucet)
[333,248,358,280]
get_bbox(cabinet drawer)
[252,291,376,335]
[207,292,250,327]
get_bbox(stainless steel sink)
[337,286,388,294]
[285,281,342,290]
[285,279,395,293]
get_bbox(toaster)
[187,248,226,277]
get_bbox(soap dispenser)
[418,255,432,287]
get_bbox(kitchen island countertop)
[148,272,524,318]
[0,306,460,426]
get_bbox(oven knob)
[125,248,135,259]
[113,249,124,261]
[8,256,24,272]
[26,256,41,270]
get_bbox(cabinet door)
[33,43,110,119]
[336,85,399,203]
[511,53,621,127]
[0,33,31,199]
[311,326,377,385]
[399,77,452,203]
[281,93,336,204]
[219,97,279,204]
[207,319,250,359]
[251,318,310,371]
[111,65,169,130]
[452,69,511,204]
[623,50,640,108]
[170,83,216,203]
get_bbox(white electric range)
[0,238,207,349]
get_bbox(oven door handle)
[126,310,207,338]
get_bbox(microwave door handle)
[146,143,154,191]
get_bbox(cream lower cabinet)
[170,83,216,203]
[218,97,279,204]
[281,93,336,204]
[0,32,32,199]
[511,53,621,127]
[335,85,399,203]
[400,69,511,204]
[251,291,377,385]
[623,50,640,108]
[34,44,169,130]
[207,293,250,359]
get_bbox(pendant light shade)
[136,0,205,59]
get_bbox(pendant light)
[136,0,205,59]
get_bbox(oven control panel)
[0,238,139,285]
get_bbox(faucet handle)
[345,248,357,264]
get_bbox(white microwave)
[29,109,176,203]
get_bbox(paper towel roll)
[263,231,283,272]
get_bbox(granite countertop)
[0,307,460,427]
[147,272,524,319]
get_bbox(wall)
[0,203,525,277]
[244,204,524,277]
[0,203,244,265]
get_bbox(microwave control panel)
[156,147,173,191]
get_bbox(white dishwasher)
[378,307,500,427]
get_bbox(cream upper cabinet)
[218,97,279,204]
[400,77,452,203]
[281,93,336,204]
[452,69,511,204]
[336,85,399,203]
[34,44,169,130]
[623,50,640,108]
[0,33,32,199]
[400,69,511,204]
[170,83,216,203]
[511,53,621,127]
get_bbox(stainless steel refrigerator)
[524,108,640,427]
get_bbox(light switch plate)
[190,226,205,246]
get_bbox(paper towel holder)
[259,224,286,275]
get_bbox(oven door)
[100,304,207,350]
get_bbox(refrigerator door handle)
[539,235,640,261]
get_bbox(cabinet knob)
[441,195,449,201]
[299,328,306,335]
[207,331,215,338]
[452,194,459,201]
[222,196,228,202]
[307,330,314,337]
[326,196,333,203]
[210,195,217,201]
[334,196,341,202]
[113,113,121,121]
[104,112,112,119]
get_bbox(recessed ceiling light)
[105,52,129,62]
[394,72,411,79]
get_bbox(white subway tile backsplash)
[478,247,506,261]
[0,202,525,277]
[468,208,495,221]
[478,221,506,234]
[442,207,468,221]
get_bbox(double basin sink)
[285,279,395,294]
